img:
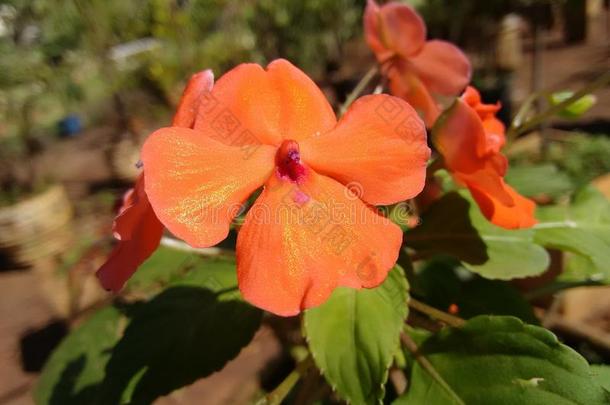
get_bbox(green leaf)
[396,316,610,405]
[505,164,573,199]
[405,192,549,280]
[549,91,597,119]
[304,266,409,405]
[99,257,262,404]
[125,246,201,293]
[591,365,610,392]
[36,256,260,405]
[534,186,610,283]
[564,253,604,283]
[34,307,124,405]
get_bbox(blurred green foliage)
[508,133,610,198]
[0,0,365,142]
[143,0,365,102]
[548,134,610,187]
[506,132,610,201]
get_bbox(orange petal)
[172,69,214,128]
[435,93,532,227]
[454,165,513,207]
[236,169,403,316]
[192,63,280,146]
[141,126,276,247]
[300,94,430,205]
[432,98,488,173]
[266,59,337,141]
[462,86,482,106]
[482,117,506,154]
[97,175,164,292]
[438,99,513,207]
[113,174,146,240]
[468,181,537,229]
[376,1,426,59]
[193,60,336,146]
[461,86,506,153]
[364,0,394,62]
[387,60,440,127]
[462,86,501,116]
[409,40,471,96]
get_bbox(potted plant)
[0,3,73,269]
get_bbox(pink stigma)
[276,140,306,183]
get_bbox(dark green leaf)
[457,279,538,324]
[416,257,463,312]
[534,186,610,283]
[416,258,538,323]
[406,192,549,279]
[34,307,123,405]
[304,266,409,405]
[99,257,262,404]
[396,316,610,405]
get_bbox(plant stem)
[511,69,610,137]
[339,65,379,116]
[524,279,604,301]
[257,355,314,405]
[400,331,465,405]
[293,362,321,405]
[506,91,542,139]
[409,298,465,328]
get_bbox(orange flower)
[141,59,430,315]
[462,86,505,153]
[433,86,536,229]
[97,175,164,291]
[364,0,471,127]
[96,70,214,291]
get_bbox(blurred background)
[0,0,609,404]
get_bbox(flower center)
[276,139,306,183]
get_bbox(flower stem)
[409,298,465,328]
[524,279,603,301]
[256,354,314,405]
[509,69,610,137]
[506,91,543,139]
[339,65,379,116]
[401,331,465,405]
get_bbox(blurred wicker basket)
[0,184,73,268]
